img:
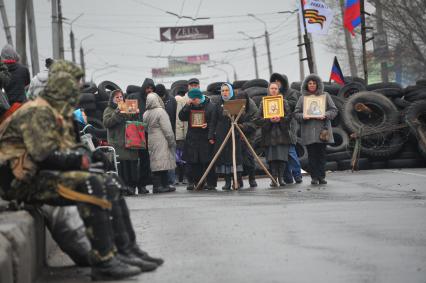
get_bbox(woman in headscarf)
[178,88,217,190]
[143,92,176,194]
[103,90,141,194]
[294,74,337,185]
[213,83,244,190]
[256,82,292,187]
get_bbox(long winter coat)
[103,92,139,160]
[175,93,190,141]
[294,74,338,146]
[256,97,293,147]
[178,96,216,164]
[213,96,244,166]
[143,93,176,172]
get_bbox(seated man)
[0,60,163,281]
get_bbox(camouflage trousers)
[6,170,135,264]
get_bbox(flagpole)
[299,0,315,74]
[360,0,368,84]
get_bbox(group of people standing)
[106,71,338,193]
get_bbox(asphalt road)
[40,169,426,283]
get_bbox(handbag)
[319,119,330,142]
[125,121,146,149]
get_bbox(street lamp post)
[239,31,260,79]
[248,14,273,76]
[79,34,93,82]
[64,13,84,64]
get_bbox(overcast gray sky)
[1,0,338,89]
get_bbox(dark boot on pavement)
[248,171,257,188]
[237,173,244,189]
[186,183,195,190]
[222,174,232,191]
[131,243,164,266]
[294,176,303,184]
[311,178,319,185]
[277,163,286,187]
[116,251,158,272]
[269,163,278,187]
[91,256,142,281]
[138,186,149,194]
[318,177,327,184]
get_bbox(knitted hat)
[188,88,203,100]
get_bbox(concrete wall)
[0,200,53,283]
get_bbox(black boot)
[152,172,170,194]
[237,173,243,189]
[91,256,142,281]
[161,171,176,192]
[130,243,164,266]
[277,163,286,187]
[222,174,232,191]
[248,170,257,188]
[138,186,149,194]
[116,251,158,272]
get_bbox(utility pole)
[339,0,358,77]
[57,0,65,59]
[15,0,27,66]
[308,34,318,73]
[26,0,39,74]
[80,46,85,82]
[249,14,273,76]
[360,0,373,84]
[252,43,259,79]
[51,0,60,59]
[297,12,305,81]
[70,30,76,63]
[0,0,13,45]
[375,0,388,83]
[299,0,315,74]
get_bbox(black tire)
[126,85,142,95]
[366,82,401,91]
[98,81,121,96]
[323,83,341,96]
[242,79,269,90]
[330,95,345,128]
[416,79,426,87]
[245,87,267,98]
[326,151,352,162]
[295,138,308,168]
[171,80,188,90]
[393,97,411,109]
[326,127,349,153]
[78,102,96,111]
[374,88,403,98]
[338,82,366,99]
[325,161,338,171]
[207,82,225,94]
[87,117,105,129]
[338,158,370,170]
[290,82,301,91]
[171,85,188,97]
[81,82,98,94]
[233,80,248,90]
[387,159,425,169]
[405,100,426,135]
[395,150,418,159]
[344,76,366,85]
[96,101,109,112]
[208,95,222,105]
[404,89,426,102]
[370,161,387,169]
[251,96,263,107]
[78,92,95,104]
[360,132,405,158]
[343,91,400,134]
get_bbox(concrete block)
[0,233,13,283]
[0,211,35,283]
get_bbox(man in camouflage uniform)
[0,60,163,281]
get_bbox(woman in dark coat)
[256,82,292,187]
[213,83,244,190]
[294,74,338,185]
[178,88,217,190]
[103,90,143,194]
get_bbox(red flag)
[343,0,361,36]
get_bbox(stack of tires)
[289,78,426,171]
[78,80,121,130]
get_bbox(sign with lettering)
[160,25,214,41]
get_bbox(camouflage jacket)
[0,97,76,181]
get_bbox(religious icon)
[303,95,326,118]
[119,99,139,114]
[262,95,284,119]
[190,110,205,128]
